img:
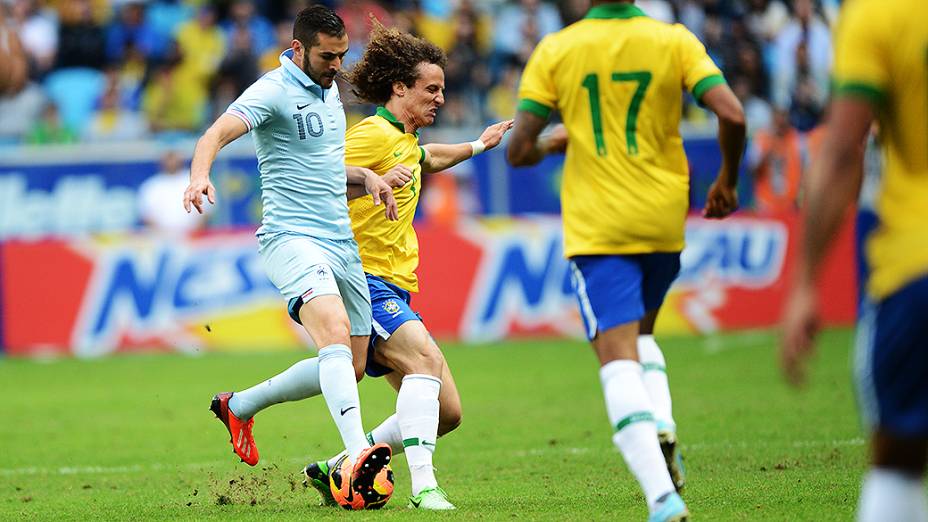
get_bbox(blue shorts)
[365,273,423,377]
[855,274,928,437]
[569,253,681,341]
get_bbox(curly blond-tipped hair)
[346,22,447,105]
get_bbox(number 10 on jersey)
[581,71,651,157]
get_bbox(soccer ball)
[329,453,395,510]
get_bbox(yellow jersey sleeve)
[832,0,889,105]
[674,24,726,101]
[516,35,557,119]
[345,120,390,171]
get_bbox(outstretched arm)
[422,120,513,173]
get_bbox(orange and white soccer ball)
[329,454,395,510]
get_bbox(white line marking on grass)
[791,437,866,448]
[701,330,775,354]
[685,437,865,451]
[512,447,593,458]
[0,457,311,477]
[509,437,865,458]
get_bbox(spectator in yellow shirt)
[175,6,225,79]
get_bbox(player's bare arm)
[345,166,399,220]
[184,114,249,214]
[781,97,872,386]
[421,120,513,173]
[380,164,413,187]
[700,84,746,219]
[507,112,565,167]
[346,164,413,194]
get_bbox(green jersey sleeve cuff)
[832,81,886,107]
[419,146,426,164]
[517,99,553,119]
[691,74,727,102]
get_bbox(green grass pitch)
[1,329,864,520]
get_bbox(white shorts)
[258,232,372,336]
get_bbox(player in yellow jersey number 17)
[508,1,746,521]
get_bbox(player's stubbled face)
[409,62,445,128]
[305,33,349,88]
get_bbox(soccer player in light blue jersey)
[182,5,396,498]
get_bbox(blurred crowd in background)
[0,0,842,212]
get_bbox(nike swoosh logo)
[340,406,357,416]
[393,151,402,157]
[297,103,310,110]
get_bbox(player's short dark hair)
[346,22,447,105]
[293,5,346,48]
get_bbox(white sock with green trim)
[228,358,321,420]
[638,335,675,431]
[326,414,405,470]
[858,468,928,522]
[600,359,675,511]
[397,374,442,496]
[368,414,404,455]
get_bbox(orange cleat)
[209,392,259,466]
[350,443,392,500]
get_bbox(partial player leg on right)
[855,277,928,522]
[859,432,928,522]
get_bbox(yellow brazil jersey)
[832,0,928,300]
[517,2,725,257]
[346,107,425,292]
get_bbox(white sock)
[638,335,675,431]
[397,374,442,495]
[326,414,404,470]
[318,344,369,461]
[600,360,676,510]
[369,414,405,455]
[858,468,928,522]
[228,358,321,420]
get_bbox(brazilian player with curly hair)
[302,23,512,511]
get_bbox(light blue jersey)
[227,49,351,239]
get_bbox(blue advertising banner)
[0,143,262,238]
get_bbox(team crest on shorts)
[311,264,333,281]
[382,300,401,314]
